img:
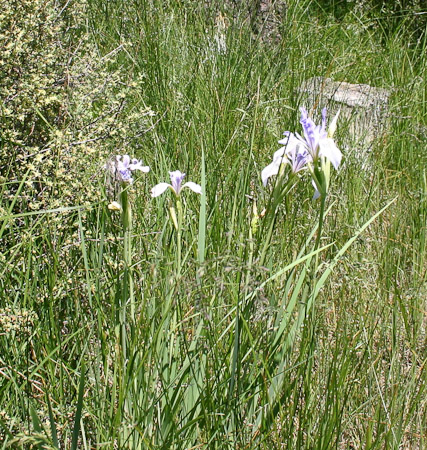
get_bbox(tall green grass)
[1,0,426,448]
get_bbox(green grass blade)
[78,209,93,308]
[29,405,45,450]
[197,144,206,266]
[313,197,397,299]
[46,394,60,449]
[71,359,86,450]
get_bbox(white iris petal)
[182,182,202,195]
[151,171,202,197]
[151,183,171,198]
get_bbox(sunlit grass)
[1,0,426,448]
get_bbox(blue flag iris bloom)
[115,155,150,183]
[262,108,342,191]
[151,170,202,198]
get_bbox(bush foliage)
[0,0,154,213]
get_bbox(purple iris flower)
[295,107,342,169]
[115,155,150,183]
[262,108,341,187]
[261,133,311,187]
[286,142,311,174]
[151,170,202,197]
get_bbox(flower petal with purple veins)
[169,171,186,194]
[286,145,310,173]
[321,107,327,131]
[261,107,341,192]
[152,171,201,197]
[113,154,150,183]
[300,108,318,152]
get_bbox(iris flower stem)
[176,198,183,279]
[259,212,277,268]
[121,188,133,448]
[301,192,327,343]
[245,221,255,294]
[259,177,294,267]
[120,188,134,362]
[315,193,326,253]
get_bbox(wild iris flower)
[293,107,342,169]
[115,155,150,183]
[261,140,309,186]
[262,108,341,188]
[151,170,202,198]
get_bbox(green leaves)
[1,0,426,448]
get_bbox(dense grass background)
[1,0,426,448]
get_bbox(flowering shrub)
[0,0,65,206]
[0,0,154,213]
[0,0,154,307]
